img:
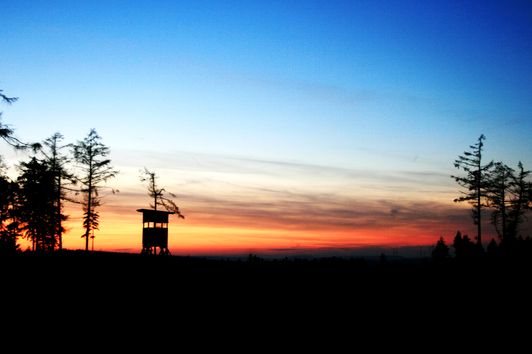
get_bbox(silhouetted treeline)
[435,134,532,261]
[1,89,117,254]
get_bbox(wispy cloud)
[103,149,475,249]
[178,192,470,233]
[115,148,454,183]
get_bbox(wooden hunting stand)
[137,208,174,255]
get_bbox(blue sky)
[3,0,532,163]
[2,1,532,252]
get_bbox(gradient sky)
[2,0,532,256]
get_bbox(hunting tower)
[137,208,174,255]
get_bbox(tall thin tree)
[40,133,76,250]
[72,129,118,251]
[452,134,493,249]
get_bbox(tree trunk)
[85,161,93,252]
[85,188,91,251]
[57,175,62,250]
[501,187,506,241]
[477,172,482,247]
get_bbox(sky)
[1,0,532,256]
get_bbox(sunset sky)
[2,1,532,256]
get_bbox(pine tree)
[0,157,21,254]
[452,134,493,249]
[17,157,56,251]
[40,133,75,250]
[72,129,118,251]
[486,162,514,241]
[507,162,531,240]
[485,161,531,254]
[432,237,449,261]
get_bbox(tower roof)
[136,208,175,214]
[137,208,174,223]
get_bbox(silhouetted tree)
[40,133,75,250]
[486,238,498,257]
[72,129,118,251]
[0,89,40,151]
[17,157,57,251]
[432,237,449,261]
[0,157,21,254]
[0,89,22,148]
[0,89,18,105]
[486,162,514,241]
[140,168,184,218]
[452,231,462,256]
[452,134,493,249]
[507,162,531,240]
[452,231,477,259]
[485,162,532,257]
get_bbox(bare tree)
[140,167,184,218]
[72,129,118,251]
[452,134,493,249]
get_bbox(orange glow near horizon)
[32,220,445,255]
[13,155,502,257]
[15,200,481,257]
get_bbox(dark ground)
[2,251,530,315]
[1,250,530,342]
[2,250,530,297]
